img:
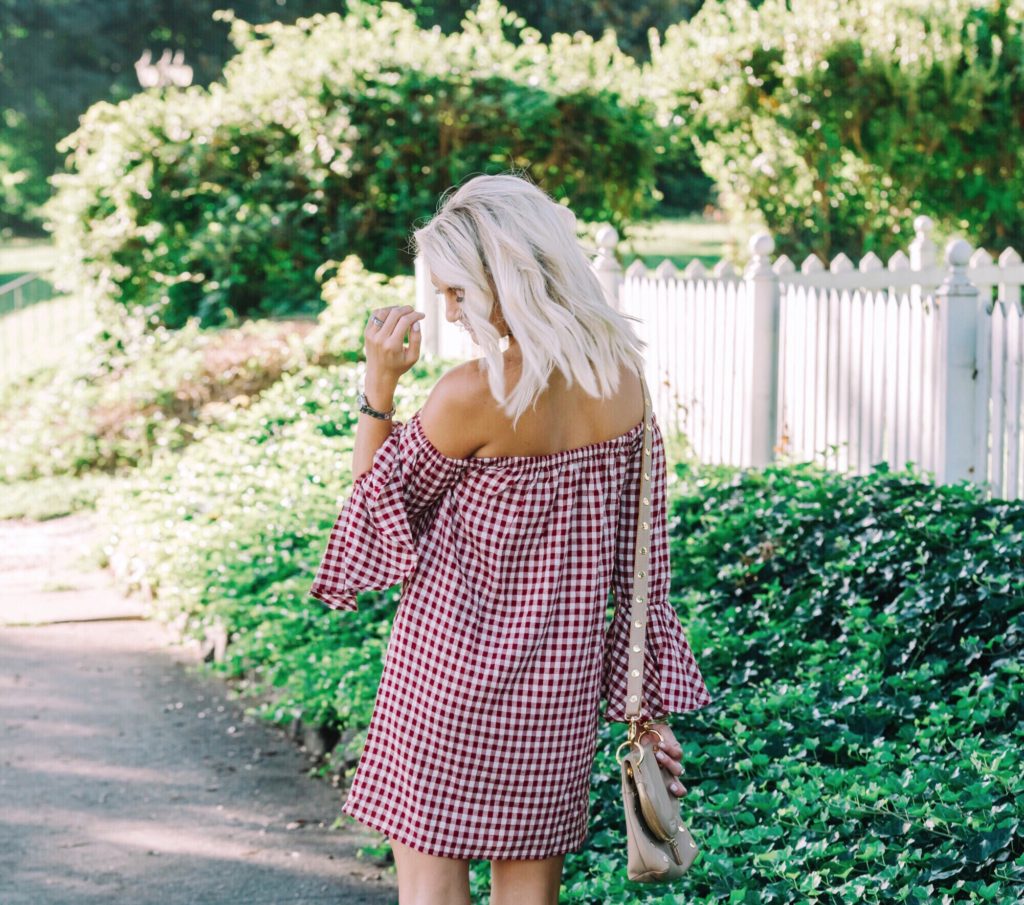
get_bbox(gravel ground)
[0,514,398,905]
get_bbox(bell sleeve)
[308,411,467,613]
[602,417,713,723]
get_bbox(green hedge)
[650,0,1024,262]
[0,255,409,482]
[95,356,1023,903]
[96,361,447,729]
[44,0,657,330]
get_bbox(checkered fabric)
[308,408,712,860]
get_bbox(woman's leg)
[489,854,565,905]
[389,837,472,905]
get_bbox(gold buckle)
[615,718,660,766]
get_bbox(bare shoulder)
[418,361,491,459]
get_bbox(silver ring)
[370,315,385,327]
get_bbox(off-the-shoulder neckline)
[407,409,650,467]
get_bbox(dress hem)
[340,798,589,862]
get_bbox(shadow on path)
[0,516,397,905]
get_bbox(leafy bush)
[0,315,312,480]
[44,0,657,329]
[651,124,716,216]
[0,473,124,522]
[0,253,404,481]
[649,0,1024,261]
[96,362,1023,901]
[416,0,703,63]
[95,359,448,729]
[0,0,371,236]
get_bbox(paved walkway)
[0,513,398,905]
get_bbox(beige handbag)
[615,367,700,882]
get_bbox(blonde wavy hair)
[410,171,648,429]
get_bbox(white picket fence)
[415,216,1024,502]
[0,272,96,381]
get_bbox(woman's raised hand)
[365,305,426,383]
[641,721,688,798]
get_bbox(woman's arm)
[353,305,425,482]
[353,372,401,482]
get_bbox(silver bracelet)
[357,389,396,420]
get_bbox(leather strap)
[624,362,654,721]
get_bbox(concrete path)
[0,513,398,905]
[0,512,145,626]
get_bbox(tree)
[0,0,342,235]
[0,0,707,236]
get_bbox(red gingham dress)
[308,406,712,860]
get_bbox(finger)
[380,308,420,349]
[367,306,399,342]
[656,739,683,758]
[374,305,402,324]
[654,749,683,777]
[377,305,409,335]
[366,309,389,336]
[647,725,678,746]
[641,727,667,747]
[393,308,420,330]
[660,767,686,795]
[396,311,424,347]
[405,314,424,360]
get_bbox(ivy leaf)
[963,828,1013,865]
[924,853,965,882]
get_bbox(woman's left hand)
[640,721,688,798]
[365,304,425,385]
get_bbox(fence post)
[909,215,937,272]
[935,238,982,485]
[909,215,938,308]
[593,224,623,310]
[744,232,780,468]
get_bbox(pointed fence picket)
[415,215,1024,502]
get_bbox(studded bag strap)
[623,362,655,722]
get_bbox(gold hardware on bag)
[617,719,659,766]
[668,838,682,864]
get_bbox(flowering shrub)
[649,0,1024,261]
[44,0,657,329]
[0,254,406,480]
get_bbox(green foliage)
[0,0,370,235]
[582,457,1023,903]
[650,0,1024,261]
[44,0,658,329]
[0,473,124,521]
[652,133,716,216]
[94,359,449,731]
[0,315,310,480]
[416,0,703,62]
[0,254,404,481]
[2,0,705,235]
[95,362,1023,900]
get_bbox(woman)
[309,172,712,905]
